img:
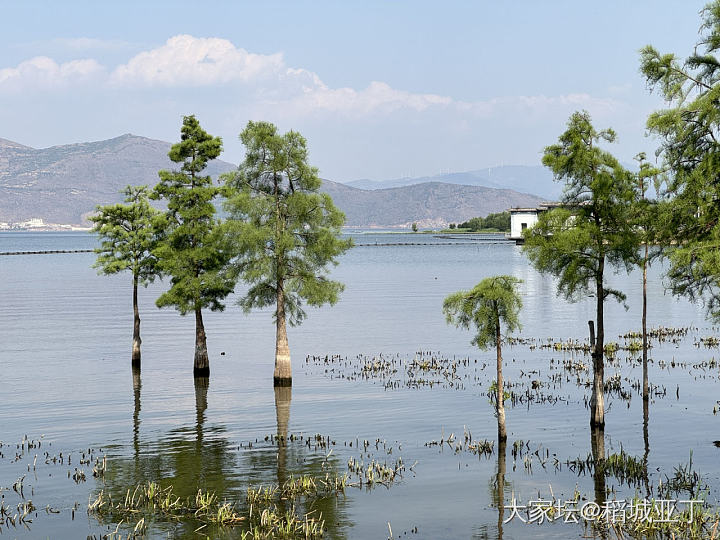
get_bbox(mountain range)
[346,166,561,200]
[0,134,545,228]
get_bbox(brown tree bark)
[274,282,292,386]
[131,274,141,368]
[194,307,209,377]
[590,258,605,427]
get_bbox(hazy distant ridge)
[321,180,543,228]
[0,134,544,227]
[345,166,560,201]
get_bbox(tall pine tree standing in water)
[223,121,352,387]
[90,185,160,368]
[523,111,637,427]
[152,115,234,377]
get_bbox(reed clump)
[88,472,352,539]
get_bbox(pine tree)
[152,115,234,377]
[640,1,720,321]
[90,185,160,368]
[223,121,352,386]
[523,111,637,427]
[443,275,522,441]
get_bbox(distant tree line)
[452,211,510,232]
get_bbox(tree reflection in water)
[495,439,507,540]
[95,373,352,538]
[473,438,510,540]
[591,425,606,508]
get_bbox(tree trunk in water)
[642,243,649,401]
[131,275,141,368]
[590,425,606,506]
[495,309,507,441]
[132,367,141,456]
[274,283,292,386]
[590,260,605,427]
[194,376,209,448]
[194,307,209,377]
[496,438,507,540]
[274,386,291,492]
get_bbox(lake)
[1,231,719,539]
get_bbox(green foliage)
[223,121,352,326]
[90,185,160,283]
[412,222,418,232]
[488,380,510,403]
[640,1,720,320]
[151,115,234,315]
[443,275,522,350]
[631,153,664,246]
[523,111,637,306]
[448,223,456,229]
[457,211,510,232]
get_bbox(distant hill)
[321,180,543,228]
[345,165,561,200]
[0,134,544,227]
[0,134,236,225]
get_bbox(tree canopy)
[640,0,720,320]
[223,120,352,385]
[152,115,234,316]
[90,185,161,366]
[457,211,510,232]
[152,115,234,376]
[443,275,522,351]
[525,111,636,305]
[90,185,160,283]
[523,111,637,427]
[443,275,522,441]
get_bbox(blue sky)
[0,1,709,181]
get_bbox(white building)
[508,203,560,244]
[22,218,45,228]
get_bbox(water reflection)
[96,375,352,538]
[643,398,650,497]
[132,367,141,456]
[275,385,291,489]
[240,386,351,539]
[495,439,507,540]
[100,376,240,537]
[590,426,606,507]
[473,439,509,540]
[195,376,209,446]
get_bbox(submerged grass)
[87,471,353,539]
[589,497,720,539]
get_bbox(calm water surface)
[1,231,719,539]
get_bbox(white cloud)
[280,79,453,116]
[0,56,104,92]
[0,34,624,122]
[110,35,284,87]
